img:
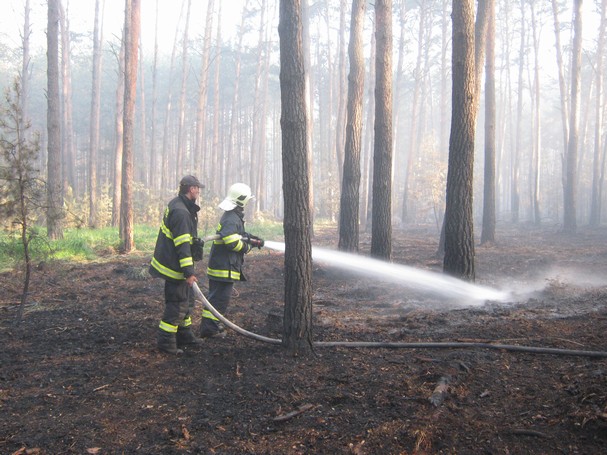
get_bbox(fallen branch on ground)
[273,403,315,422]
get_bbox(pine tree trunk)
[370,0,393,261]
[338,0,366,252]
[279,0,313,355]
[443,0,476,280]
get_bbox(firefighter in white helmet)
[201,183,264,338]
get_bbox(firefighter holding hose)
[201,183,264,338]
[150,175,205,354]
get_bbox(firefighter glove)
[192,237,204,261]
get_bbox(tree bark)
[338,0,366,252]
[371,0,393,261]
[279,0,313,355]
[443,0,476,280]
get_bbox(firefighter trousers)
[201,279,234,334]
[159,279,194,332]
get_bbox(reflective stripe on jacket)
[207,208,250,282]
[149,194,199,282]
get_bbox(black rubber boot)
[200,320,226,339]
[176,327,203,347]
[157,329,183,355]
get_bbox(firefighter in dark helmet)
[150,175,205,354]
[201,183,264,338]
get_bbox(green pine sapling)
[0,80,43,325]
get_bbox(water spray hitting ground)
[264,241,510,305]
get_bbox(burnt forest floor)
[1,224,607,454]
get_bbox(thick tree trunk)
[443,0,476,280]
[370,0,392,261]
[279,0,313,355]
[338,0,366,252]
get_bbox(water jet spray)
[263,240,510,305]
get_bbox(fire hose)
[191,282,607,358]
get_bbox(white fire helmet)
[218,183,254,211]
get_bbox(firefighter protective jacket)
[207,208,251,282]
[149,194,200,282]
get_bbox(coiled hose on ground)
[192,282,607,358]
